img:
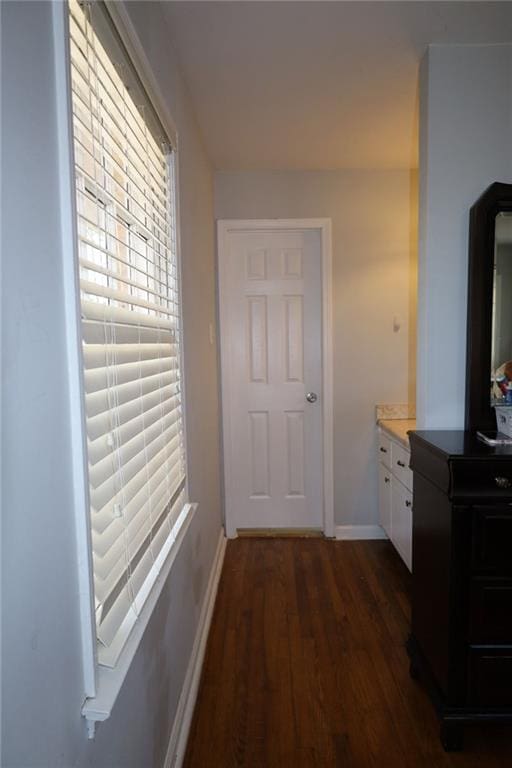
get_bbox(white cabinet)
[378,427,413,571]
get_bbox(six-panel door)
[220,228,323,533]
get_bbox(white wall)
[1,2,221,766]
[215,170,416,527]
[417,43,512,429]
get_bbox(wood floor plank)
[183,539,512,768]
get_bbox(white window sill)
[82,502,197,739]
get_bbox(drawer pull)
[405,500,412,508]
[384,477,390,484]
[380,446,387,453]
[495,476,512,489]
[397,460,406,468]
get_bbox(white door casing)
[218,219,333,538]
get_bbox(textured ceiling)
[162,1,512,170]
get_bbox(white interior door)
[219,224,324,534]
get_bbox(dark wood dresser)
[408,430,512,750]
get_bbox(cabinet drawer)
[378,432,391,467]
[391,441,412,491]
[472,506,512,573]
[468,648,512,707]
[470,579,512,643]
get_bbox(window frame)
[53,0,193,736]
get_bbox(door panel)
[249,411,270,497]
[285,411,305,497]
[247,297,268,382]
[284,296,304,382]
[221,227,323,532]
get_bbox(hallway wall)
[215,169,417,527]
[417,43,512,429]
[1,2,222,766]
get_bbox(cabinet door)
[472,506,512,574]
[470,578,512,643]
[468,649,512,706]
[378,462,392,537]
[392,480,412,571]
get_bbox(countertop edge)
[378,418,417,449]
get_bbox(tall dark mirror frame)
[465,182,512,431]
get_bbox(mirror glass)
[491,211,512,405]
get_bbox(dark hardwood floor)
[184,538,512,767]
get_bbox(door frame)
[217,218,334,538]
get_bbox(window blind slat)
[71,106,169,219]
[68,14,169,188]
[79,253,175,301]
[80,279,175,319]
[69,65,170,205]
[86,386,178,441]
[76,179,171,254]
[92,466,186,598]
[83,342,175,369]
[91,456,184,545]
[85,371,179,420]
[93,470,180,587]
[72,128,170,228]
[88,410,180,489]
[82,321,175,346]
[87,394,180,467]
[76,196,172,264]
[95,486,186,654]
[96,489,186,667]
[83,355,176,395]
[81,301,176,330]
[70,84,169,210]
[74,148,169,238]
[92,476,185,600]
[89,421,182,515]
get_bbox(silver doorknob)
[306,392,317,403]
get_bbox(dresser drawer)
[468,648,512,707]
[469,578,512,643]
[391,441,412,491]
[451,459,512,500]
[472,506,512,573]
[378,431,391,468]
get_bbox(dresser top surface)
[410,430,512,459]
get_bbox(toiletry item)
[495,406,512,438]
[496,374,508,396]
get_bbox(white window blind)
[68,0,186,667]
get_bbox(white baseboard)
[334,525,387,540]
[163,528,227,768]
